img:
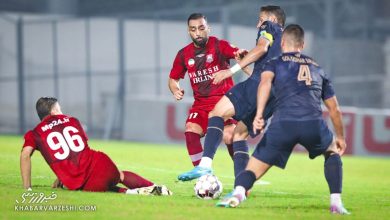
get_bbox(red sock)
[226,144,234,159]
[120,171,154,189]
[185,132,203,166]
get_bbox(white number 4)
[47,126,85,160]
[297,65,312,85]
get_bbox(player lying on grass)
[20,97,172,196]
[217,24,350,215]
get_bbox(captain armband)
[260,30,274,46]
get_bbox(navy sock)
[234,170,256,191]
[202,117,224,159]
[226,144,234,159]
[233,140,249,177]
[324,154,343,194]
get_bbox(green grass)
[0,135,389,219]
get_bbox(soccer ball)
[194,174,223,199]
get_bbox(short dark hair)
[283,24,305,46]
[260,5,286,27]
[36,97,58,120]
[187,13,207,25]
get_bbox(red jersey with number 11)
[169,36,238,109]
[22,114,97,190]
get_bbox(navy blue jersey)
[263,52,335,121]
[250,21,283,81]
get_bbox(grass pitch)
[0,135,389,219]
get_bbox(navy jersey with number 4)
[263,52,335,121]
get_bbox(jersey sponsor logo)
[196,54,205,58]
[188,65,220,84]
[206,54,213,63]
[188,58,195,67]
[41,117,70,132]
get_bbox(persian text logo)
[15,191,57,204]
[14,191,97,212]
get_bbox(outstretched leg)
[119,171,172,196]
[178,96,235,181]
[119,171,154,189]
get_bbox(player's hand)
[335,137,347,156]
[52,178,63,188]
[234,49,248,61]
[252,115,265,135]
[212,70,232,85]
[173,89,185,101]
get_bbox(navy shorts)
[226,78,275,137]
[252,119,333,169]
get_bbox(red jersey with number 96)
[23,114,97,190]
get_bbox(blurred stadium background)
[0,0,389,156]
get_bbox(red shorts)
[186,107,237,135]
[82,152,120,192]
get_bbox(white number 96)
[47,126,85,160]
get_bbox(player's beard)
[192,36,208,48]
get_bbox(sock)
[324,154,343,194]
[125,189,139,195]
[233,140,249,177]
[330,193,342,207]
[198,156,213,168]
[202,116,224,159]
[185,132,203,166]
[234,170,257,191]
[120,171,154,189]
[226,144,234,159]
[233,186,247,201]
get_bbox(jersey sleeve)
[219,39,239,59]
[22,130,37,150]
[262,58,277,73]
[257,21,275,46]
[321,72,335,100]
[169,49,187,80]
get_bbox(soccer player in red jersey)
[20,97,172,195]
[168,13,250,167]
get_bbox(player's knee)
[208,107,227,118]
[185,123,203,135]
[233,131,248,142]
[232,125,249,141]
[208,110,218,118]
[323,141,340,159]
